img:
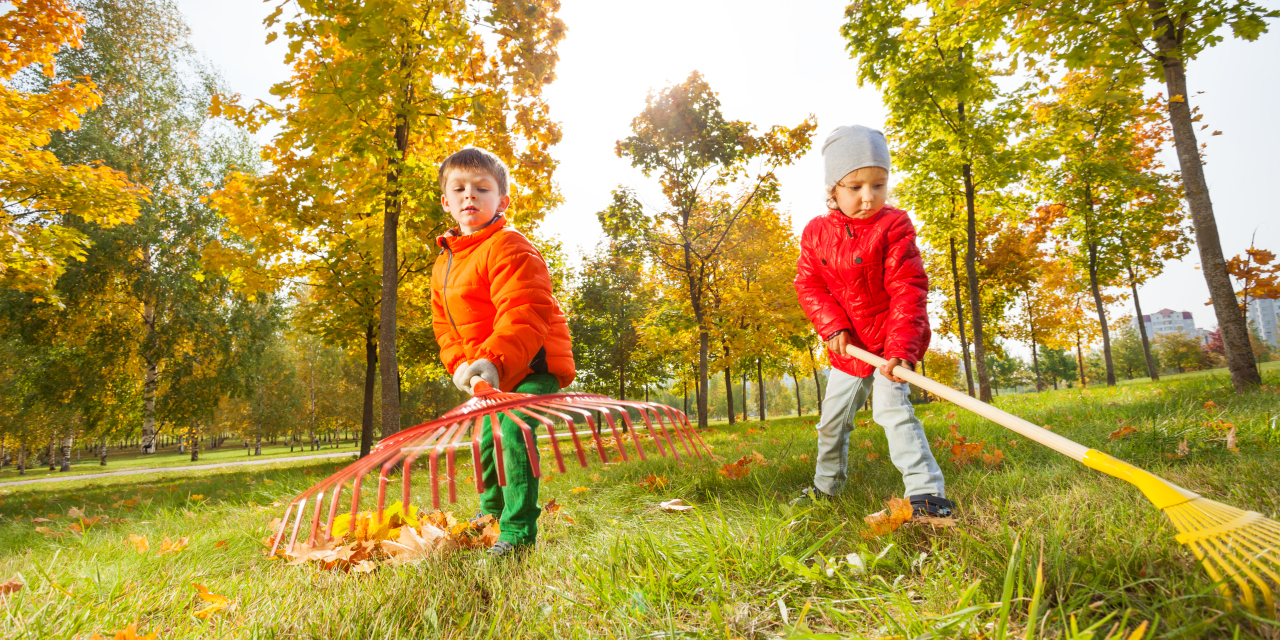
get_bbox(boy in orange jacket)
[430,147,575,556]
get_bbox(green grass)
[1,371,1278,639]
[0,438,361,483]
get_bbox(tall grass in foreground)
[0,370,1277,638]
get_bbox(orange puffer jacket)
[431,216,575,392]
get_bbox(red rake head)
[270,382,709,555]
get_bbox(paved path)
[0,451,358,488]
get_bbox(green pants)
[479,373,559,545]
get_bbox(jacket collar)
[826,206,893,227]
[436,214,507,251]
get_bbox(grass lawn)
[1,369,1278,639]
[0,439,362,483]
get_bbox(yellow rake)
[846,344,1280,616]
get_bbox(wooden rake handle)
[844,345,1091,461]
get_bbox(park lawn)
[0,438,362,483]
[0,371,1278,639]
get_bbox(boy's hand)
[879,358,913,384]
[452,361,472,393]
[825,330,852,355]
[460,359,500,394]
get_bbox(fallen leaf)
[543,498,561,515]
[865,452,881,461]
[1108,426,1138,440]
[382,523,450,565]
[589,473,603,482]
[637,475,668,491]
[34,527,61,537]
[1176,439,1190,458]
[67,506,85,519]
[87,622,157,640]
[718,461,750,480]
[570,486,590,494]
[1203,400,1218,411]
[799,454,810,462]
[980,448,1005,467]
[1225,425,1239,453]
[351,560,378,573]
[0,578,22,595]
[214,540,228,549]
[31,517,52,524]
[266,518,283,533]
[192,583,229,619]
[863,498,914,538]
[190,494,205,501]
[159,535,189,554]
[128,534,149,553]
[659,499,695,513]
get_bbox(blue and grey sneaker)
[486,540,532,558]
[788,486,833,507]
[909,494,956,518]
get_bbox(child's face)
[832,167,889,219]
[441,167,510,234]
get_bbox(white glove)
[459,359,500,394]
[452,361,471,393]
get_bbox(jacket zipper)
[442,242,460,333]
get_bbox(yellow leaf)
[128,534,149,553]
[159,535,189,554]
[863,497,914,538]
[570,486,590,494]
[192,583,229,619]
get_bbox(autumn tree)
[996,0,1277,392]
[1030,71,1187,387]
[212,0,566,442]
[613,71,814,428]
[843,0,1030,402]
[0,0,146,300]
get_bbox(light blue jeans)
[813,368,945,498]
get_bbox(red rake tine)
[587,402,631,462]
[324,481,345,541]
[446,418,471,502]
[428,421,464,509]
[306,491,325,546]
[470,419,486,492]
[499,408,546,477]
[286,497,307,554]
[545,400,609,463]
[594,401,650,461]
[530,404,590,468]
[270,501,294,557]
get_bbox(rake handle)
[843,345,1091,461]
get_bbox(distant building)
[1249,298,1280,346]
[1136,308,1199,339]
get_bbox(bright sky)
[177,0,1279,345]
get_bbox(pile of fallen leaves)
[718,451,766,480]
[268,501,503,572]
[934,424,1004,468]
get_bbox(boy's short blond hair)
[438,147,510,196]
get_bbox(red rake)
[270,381,709,555]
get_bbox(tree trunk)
[1085,234,1116,386]
[792,364,803,416]
[361,320,378,458]
[1148,0,1259,391]
[950,233,976,397]
[48,440,56,470]
[190,419,200,462]
[1128,264,1160,381]
[756,358,766,422]
[697,325,710,429]
[683,377,689,416]
[99,439,107,466]
[140,301,159,455]
[961,157,992,402]
[808,345,824,417]
[741,369,748,419]
[379,93,411,441]
[723,362,736,425]
[309,351,318,451]
[60,432,72,472]
[1076,333,1088,388]
[17,444,25,475]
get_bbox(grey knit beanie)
[822,125,891,192]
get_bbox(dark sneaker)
[486,540,531,558]
[788,486,833,507]
[909,494,956,518]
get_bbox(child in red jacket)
[791,125,953,517]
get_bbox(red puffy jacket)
[794,206,931,378]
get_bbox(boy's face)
[441,167,510,234]
[833,167,889,219]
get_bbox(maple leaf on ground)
[0,578,22,595]
[637,475,668,491]
[1203,400,1218,411]
[67,507,85,519]
[192,583,229,619]
[159,535,189,554]
[31,517,52,523]
[659,499,695,513]
[34,527,61,537]
[865,452,881,461]
[1108,426,1138,440]
[718,461,750,480]
[589,473,604,482]
[87,623,157,640]
[214,540,228,549]
[863,498,914,539]
[799,453,810,462]
[128,534,148,553]
[570,486,590,494]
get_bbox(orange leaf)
[863,497,914,538]
[637,474,668,491]
[87,622,157,640]
[1202,400,1218,411]
[0,578,22,595]
[717,461,750,480]
[1108,426,1138,440]
[192,583,229,619]
[159,535,189,554]
[570,486,590,494]
[128,534,149,553]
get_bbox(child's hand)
[879,358,913,384]
[452,361,472,393]
[825,330,852,355]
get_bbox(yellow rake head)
[1084,450,1280,616]
[269,382,709,556]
